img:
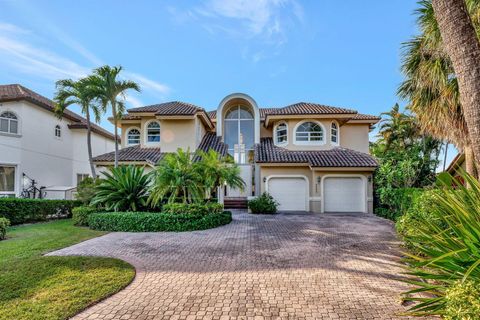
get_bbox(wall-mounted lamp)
[263,177,266,183]
[368,175,372,182]
[317,176,321,184]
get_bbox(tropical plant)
[149,149,202,205]
[89,66,140,167]
[402,173,480,317]
[398,0,480,176]
[91,165,150,211]
[195,149,245,199]
[75,176,102,205]
[431,0,480,167]
[248,193,279,214]
[54,78,105,178]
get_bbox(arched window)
[331,122,338,144]
[0,111,18,134]
[275,122,288,145]
[127,128,140,145]
[54,125,61,138]
[146,121,160,143]
[224,105,254,163]
[295,121,324,144]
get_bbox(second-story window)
[146,121,160,143]
[0,111,18,134]
[127,128,140,145]
[54,125,61,138]
[331,122,338,144]
[295,121,324,144]
[275,122,288,145]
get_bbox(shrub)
[402,173,480,317]
[91,165,151,212]
[72,206,98,226]
[0,217,10,240]
[75,177,102,205]
[374,187,423,221]
[444,280,480,320]
[0,198,82,225]
[248,193,279,214]
[162,203,223,216]
[88,211,232,232]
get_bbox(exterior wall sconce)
[263,177,266,183]
[368,175,372,182]
[317,176,321,184]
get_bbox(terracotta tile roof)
[351,113,381,121]
[197,132,227,156]
[128,101,205,116]
[92,145,164,165]
[120,114,142,120]
[0,84,116,140]
[255,138,378,167]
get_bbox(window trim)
[274,121,288,146]
[293,120,326,145]
[54,124,62,139]
[0,110,20,136]
[330,121,339,145]
[144,120,161,145]
[0,164,17,198]
[126,127,141,146]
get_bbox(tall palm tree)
[90,66,140,167]
[432,0,480,168]
[54,78,105,178]
[378,104,418,150]
[398,0,479,176]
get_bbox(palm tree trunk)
[112,100,119,168]
[432,0,480,171]
[443,142,449,172]
[85,108,97,179]
[465,146,479,179]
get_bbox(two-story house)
[0,84,116,199]
[93,93,379,213]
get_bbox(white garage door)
[324,177,365,212]
[267,177,307,211]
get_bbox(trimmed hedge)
[162,202,223,215]
[88,211,232,232]
[0,198,82,225]
[0,217,10,240]
[248,193,278,214]
[72,206,98,226]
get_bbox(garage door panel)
[268,177,307,211]
[324,177,364,212]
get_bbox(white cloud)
[125,72,171,96]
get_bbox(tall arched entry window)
[224,105,254,163]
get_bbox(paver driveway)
[49,211,414,319]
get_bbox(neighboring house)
[93,93,379,213]
[446,152,466,184]
[0,84,116,199]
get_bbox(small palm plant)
[148,149,203,205]
[91,165,150,212]
[403,172,480,317]
[195,149,245,199]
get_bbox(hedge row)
[162,202,223,215]
[375,187,424,221]
[0,198,82,225]
[88,211,232,232]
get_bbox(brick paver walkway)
[49,211,415,319]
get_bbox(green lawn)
[0,220,135,320]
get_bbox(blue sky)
[0,0,456,167]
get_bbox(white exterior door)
[267,177,308,211]
[323,177,365,212]
[227,165,252,197]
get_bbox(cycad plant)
[91,165,150,211]
[402,172,480,317]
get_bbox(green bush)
[0,198,82,225]
[248,193,279,214]
[402,173,480,317]
[374,187,423,221]
[162,203,223,216]
[75,177,102,205]
[72,206,98,226]
[0,217,10,240]
[444,280,480,320]
[88,211,232,232]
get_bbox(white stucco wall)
[0,101,115,197]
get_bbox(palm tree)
[90,66,140,167]
[398,0,479,177]
[432,0,480,168]
[195,149,245,199]
[54,78,105,178]
[148,148,203,205]
[378,104,418,150]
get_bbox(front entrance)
[226,164,252,197]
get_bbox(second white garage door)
[323,177,365,212]
[267,177,307,211]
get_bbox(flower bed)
[88,211,232,232]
